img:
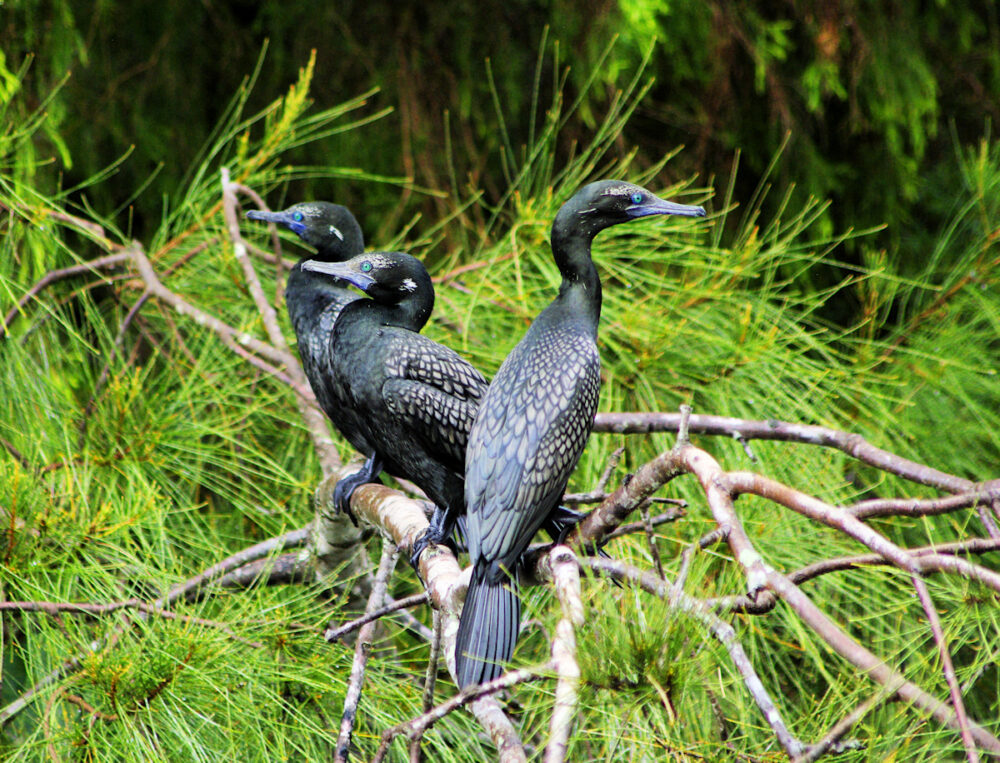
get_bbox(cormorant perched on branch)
[245,203,374,462]
[300,252,486,548]
[246,209,584,554]
[456,181,706,688]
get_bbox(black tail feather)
[454,564,520,689]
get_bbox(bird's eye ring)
[292,211,304,222]
[629,192,643,205]
[360,261,373,272]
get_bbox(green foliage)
[2,38,999,762]
[6,0,1000,279]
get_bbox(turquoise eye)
[360,261,373,272]
[630,192,643,205]
[292,211,304,222]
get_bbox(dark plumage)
[245,202,374,462]
[455,180,706,688]
[300,252,486,547]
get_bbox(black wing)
[382,332,487,469]
[464,324,600,569]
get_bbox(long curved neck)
[549,218,602,332]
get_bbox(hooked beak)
[301,259,375,291]
[627,198,706,219]
[245,209,307,236]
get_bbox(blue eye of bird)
[292,211,304,222]
[361,261,373,272]
[630,192,643,205]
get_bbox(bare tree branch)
[1,251,131,339]
[592,411,997,495]
[544,546,585,763]
[335,539,397,763]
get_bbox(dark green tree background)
[6,1,999,274]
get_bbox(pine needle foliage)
[2,45,998,761]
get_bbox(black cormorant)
[455,180,706,688]
[246,202,387,505]
[300,252,486,548]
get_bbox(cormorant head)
[246,201,364,261]
[301,251,433,308]
[555,180,706,241]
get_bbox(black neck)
[549,214,602,331]
[342,280,434,333]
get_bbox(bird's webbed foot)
[328,454,383,526]
[410,503,462,570]
[544,505,616,563]
[543,505,587,544]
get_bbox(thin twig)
[603,507,686,540]
[372,668,543,763]
[640,499,665,581]
[912,576,979,762]
[410,609,444,763]
[325,592,430,642]
[671,529,727,603]
[726,471,1000,595]
[1,252,130,339]
[0,600,262,647]
[335,539,398,763]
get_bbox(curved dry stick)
[221,169,287,353]
[336,539,397,763]
[1,251,131,339]
[592,411,999,496]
